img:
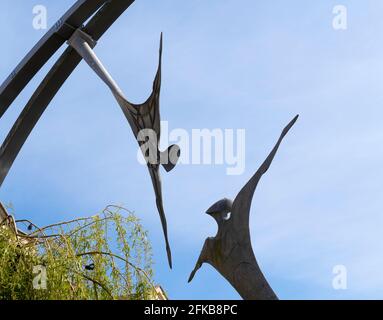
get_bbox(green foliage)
[0,206,156,300]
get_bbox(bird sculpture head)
[206,198,233,224]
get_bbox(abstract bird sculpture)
[67,29,180,268]
[189,115,299,300]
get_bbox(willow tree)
[0,205,156,300]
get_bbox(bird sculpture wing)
[231,115,299,238]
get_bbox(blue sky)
[1,0,383,299]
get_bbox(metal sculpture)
[0,0,178,268]
[189,115,299,300]
[67,29,180,268]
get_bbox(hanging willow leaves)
[0,205,157,300]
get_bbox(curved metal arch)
[0,0,178,268]
[0,0,135,184]
[0,0,109,118]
